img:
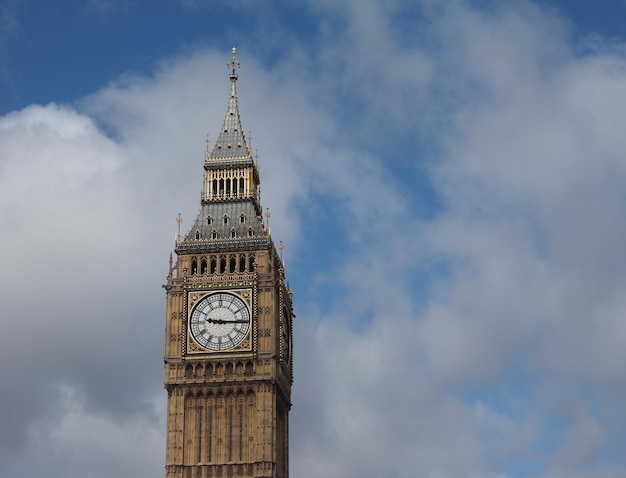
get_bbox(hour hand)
[206,318,248,324]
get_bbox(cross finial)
[228,47,239,80]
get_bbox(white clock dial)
[189,292,250,351]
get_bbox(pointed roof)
[176,48,269,254]
[178,200,270,254]
[208,47,251,161]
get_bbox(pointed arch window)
[212,229,218,239]
[195,230,201,240]
[231,228,237,238]
[240,213,246,223]
[245,361,254,376]
[207,215,213,225]
[223,215,229,225]
[247,228,254,237]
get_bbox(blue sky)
[2,1,626,477]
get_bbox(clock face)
[189,292,251,351]
[282,306,291,365]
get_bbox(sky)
[1,0,626,477]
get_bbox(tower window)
[245,361,254,376]
[195,230,201,240]
[197,404,203,462]
[247,228,253,237]
[207,215,212,225]
[238,404,244,460]
[223,215,229,225]
[212,229,218,239]
[231,228,236,238]
[240,213,245,223]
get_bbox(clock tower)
[163,49,294,478]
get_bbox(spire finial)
[176,213,183,244]
[229,47,239,81]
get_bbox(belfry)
[163,48,294,478]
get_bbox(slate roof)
[177,201,269,254]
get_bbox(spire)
[177,49,268,253]
[208,47,251,161]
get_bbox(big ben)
[163,48,294,478]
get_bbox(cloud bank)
[1,1,626,477]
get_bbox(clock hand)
[205,318,248,324]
